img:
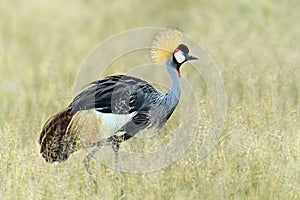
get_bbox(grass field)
[0,0,299,199]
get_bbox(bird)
[38,29,198,177]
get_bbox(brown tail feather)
[39,107,75,163]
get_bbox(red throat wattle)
[176,67,181,78]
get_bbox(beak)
[186,54,199,61]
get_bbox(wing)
[70,75,159,115]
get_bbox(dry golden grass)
[0,0,299,199]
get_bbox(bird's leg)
[111,142,125,198]
[83,147,96,176]
[83,140,107,185]
[83,148,98,187]
[111,142,120,177]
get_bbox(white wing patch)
[93,110,136,138]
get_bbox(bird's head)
[173,44,198,67]
[151,29,198,77]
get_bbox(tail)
[39,107,77,163]
[39,108,102,163]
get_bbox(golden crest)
[150,28,183,63]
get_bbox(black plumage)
[70,75,159,115]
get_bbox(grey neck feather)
[164,58,181,109]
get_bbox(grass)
[0,0,299,199]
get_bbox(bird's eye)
[174,50,185,63]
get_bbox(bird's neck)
[165,58,181,106]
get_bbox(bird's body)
[39,61,181,163]
[38,29,198,177]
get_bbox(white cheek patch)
[174,51,185,63]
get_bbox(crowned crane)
[38,29,198,177]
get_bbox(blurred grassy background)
[0,0,299,199]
